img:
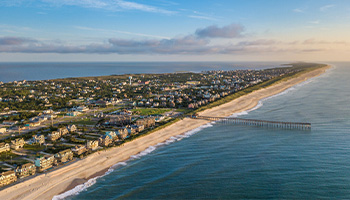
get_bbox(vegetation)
[131,108,172,116]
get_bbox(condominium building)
[0,171,17,187]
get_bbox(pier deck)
[192,115,311,130]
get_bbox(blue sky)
[0,0,349,62]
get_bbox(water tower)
[129,76,132,85]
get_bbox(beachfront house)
[135,125,144,132]
[86,140,99,151]
[71,145,86,156]
[99,135,112,147]
[0,143,10,153]
[105,131,118,141]
[35,155,57,172]
[136,117,155,128]
[0,171,17,187]
[55,149,73,163]
[117,128,129,140]
[15,163,36,178]
[10,138,25,150]
[127,126,136,135]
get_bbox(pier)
[192,115,311,130]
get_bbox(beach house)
[15,163,36,178]
[136,117,155,128]
[105,131,118,141]
[67,124,77,132]
[55,149,73,163]
[35,155,56,172]
[99,135,112,147]
[71,145,86,156]
[117,128,129,140]
[58,127,69,136]
[0,143,10,153]
[86,140,99,151]
[48,131,61,141]
[0,171,17,187]
[10,138,25,150]
[32,134,45,145]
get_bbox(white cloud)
[74,26,170,39]
[188,15,218,21]
[308,20,320,24]
[292,8,304,13]
[2,0,176,15]
[320,4,335,12]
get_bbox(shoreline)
[0,65,331,200]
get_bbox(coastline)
[0,65,331,200]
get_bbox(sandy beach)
[0,65,330,200]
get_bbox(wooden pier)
[192,115,311,130]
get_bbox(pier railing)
[191,115,311,130]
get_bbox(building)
[117,128,129,140]
[55,149,73,163]
[66,111,81,117]
[15,163,36,178]
[35,155,56,172]
[58,127,69,136]
[0,171,17,187]
[32,134,45,145]
[48,131,61,141]
[0,143,10,153]
[71,145,86,156]
[127,126,136,135]
[86,140,99,151]
[2,120,18,126]
[135,125,144,132]
[67,124,77,132]
[105,115,132,126]
[10,138,25,150]
[0,127,7,133]
[99,135,112,147]
[105,131,118,141]
[136,117,155,128]
[76,106,89,112]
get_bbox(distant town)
[0,66,304,187]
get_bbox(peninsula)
[0,63,330,200]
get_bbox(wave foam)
[52,122,214,200]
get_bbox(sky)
[0,0,349,62]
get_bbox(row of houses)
[0,148,75,187]
[48,125,76,141]
[0,138,26,153]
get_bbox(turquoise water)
[60,63,350,199]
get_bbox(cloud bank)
[0,24,344,55]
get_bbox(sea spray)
[52,122,214,200]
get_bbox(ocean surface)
[55,62,350,200]
[0,62,283,83]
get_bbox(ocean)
[0,62,282,83]
[54,62,349,199]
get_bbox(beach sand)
[0,65,330,200]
